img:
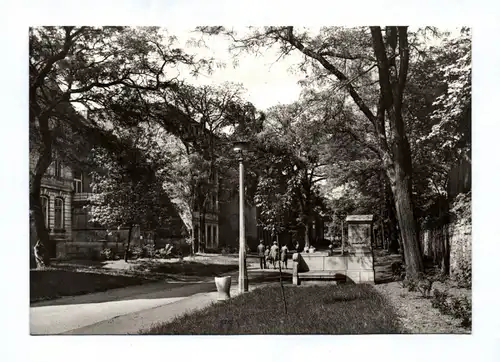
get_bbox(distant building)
[30,108,224,261]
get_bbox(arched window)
[40,195,49,228]
[73,171,83,193]
[54,198,64,230]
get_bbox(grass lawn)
[30,269,150,303]
[31,256,239,303]
[143,284,403,334]
[132,260,238,276]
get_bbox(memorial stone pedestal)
[345,214,375,284]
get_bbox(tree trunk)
[304,221,311,249]
[388,168,424,277]
[31,191,51,268]
[124,225,134,262]
[439,198,451,276]
[199,206,207,253]
[380,220,386,250]
[386,192,400,254]
[191,191,199,255]
[188,228,194,256]
[280,26,424,277]
[29,129,53,268]
[441,225,450,276]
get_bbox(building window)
[72,206,88,229]
[194,225,199,242]
[212,194,217,212]
[213,225,218,247]
[40,195,49,228]
[54,198,64,230]
[73,172,83,193]
[54,159,62,178]
[207,225,212,248]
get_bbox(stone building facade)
[29,153,221,260]
[29,120,224,261]
[30,154,74,259]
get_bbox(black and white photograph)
[27,24,474,336]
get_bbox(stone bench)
[292,251,375,285]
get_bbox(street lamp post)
[233,141,249,293]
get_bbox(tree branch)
[283,26,377,125]
[369,26,394,109]
[319,51,375,62]
[31,27,86,91]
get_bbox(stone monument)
[345,214,375,283]
[291,215,376,285]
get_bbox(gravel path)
[374,281,471,334]
[373,249,471,334]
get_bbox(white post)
[239,157,248,293]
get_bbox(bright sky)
[168,27,460,112]
[71,27,461,114]
[171,28,305,111]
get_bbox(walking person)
[280,244,289,269]
[270,240,279,269]
[264,245,271,269]
[257,240,266,270]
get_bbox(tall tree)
[88,130,174,262]
[167,83,245,251]
[200,26,427,277]
[262,102,330,248]
[29,26,202,267]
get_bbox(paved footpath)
[31,268,288,335]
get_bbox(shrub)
[402,277,418,292]
[142,243,156,259]
[431,289,471,328]
[450,296,472,327]
[204,248,219,254]
[89,249,102,261]
[391,261,405,281]
[455,257,472,289]
[130,245,143,259]
[220,246,238,255]
[100,248,114,260]
[155,244,173,259]
[171,241,192,257]
[431,289,450,312]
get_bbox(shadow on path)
[32,267,292,307]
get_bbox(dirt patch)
[372,248,471,333]
[375,281,470,333]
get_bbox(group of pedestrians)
[257,240,289,270]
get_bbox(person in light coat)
[270,241,279,269]
[280,244,289,269]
